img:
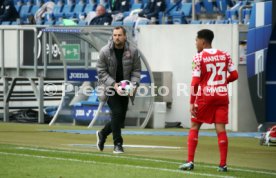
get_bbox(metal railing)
[0,26,61,123]
[0,26,38,78]
[238,5,252,24]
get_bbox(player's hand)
[190,104,198,118]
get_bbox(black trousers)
[101,92,129,145]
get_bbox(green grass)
[0,123,276,178]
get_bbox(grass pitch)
[0,123,275,178]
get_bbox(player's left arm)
[225,52,239,83]
[227,70,238,83]
[131,48,141,87]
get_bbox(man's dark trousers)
[101,92,129,145]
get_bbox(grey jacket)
[96,39,141,103]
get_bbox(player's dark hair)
[113,26,126,35]
[197,29,214,44]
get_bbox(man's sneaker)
[179,161,194,171]
[113,144,124,154]
[217,165,227,172]
[96,131,105,151]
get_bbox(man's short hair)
[197,29,214,44]
[113,26,126,36]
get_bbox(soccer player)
[179,29,238,172]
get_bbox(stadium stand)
[1,0,254,25]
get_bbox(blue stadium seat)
[78,20,87,25]
[131,3,142,10]
[55,20,64,25]
[123,21,135,27]
[243,8,251,24]
[83,3,96,13]
[30,5,39,14]
[231,19,239,24]
[53,1,64,14]
[74,93,99,106]
[15,5,22,13]
[15,0,24,13]
[201,19,215,24]
[190,20,201,24]
[1,21,12,25]
[111,21,123,26]
[11,21,21,25]
[123,11,130,18]
[171,11,186,24]
[216,0,228,13]
[195,0,203,14]
[44,20,55,25]
[215,19,228,24]
[52,2,66,18]
[165,1,179,16]
[158,12,164,24]
[19,5,33,18]
[225,9,238,20]
[179,2,192,17]
[73,3,86,14]
[202,0,214,14]
[62,4,75,14]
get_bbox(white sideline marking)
[15,147,276,176]
[198,165,276,176]
[68,144,182,149]
[0,151,233,178]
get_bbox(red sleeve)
[227,70,238,84]
[190,77,200,104]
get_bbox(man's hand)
[114,83,125,95]
[190,104,198,118]
[114,83,121,94]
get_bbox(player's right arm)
[190,53,201,117]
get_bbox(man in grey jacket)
[96,26,141,154]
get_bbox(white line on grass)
[0,151,234,178]
[16,146,276,176]
[16,146,184,164]
[68,144,183,149]
[198,165,276,176]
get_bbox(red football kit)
[190,49,238,124]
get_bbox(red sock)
[217,131,228,166]
[187,129,199,162]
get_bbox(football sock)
[217,131,228,166]
[187,129,199,162]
